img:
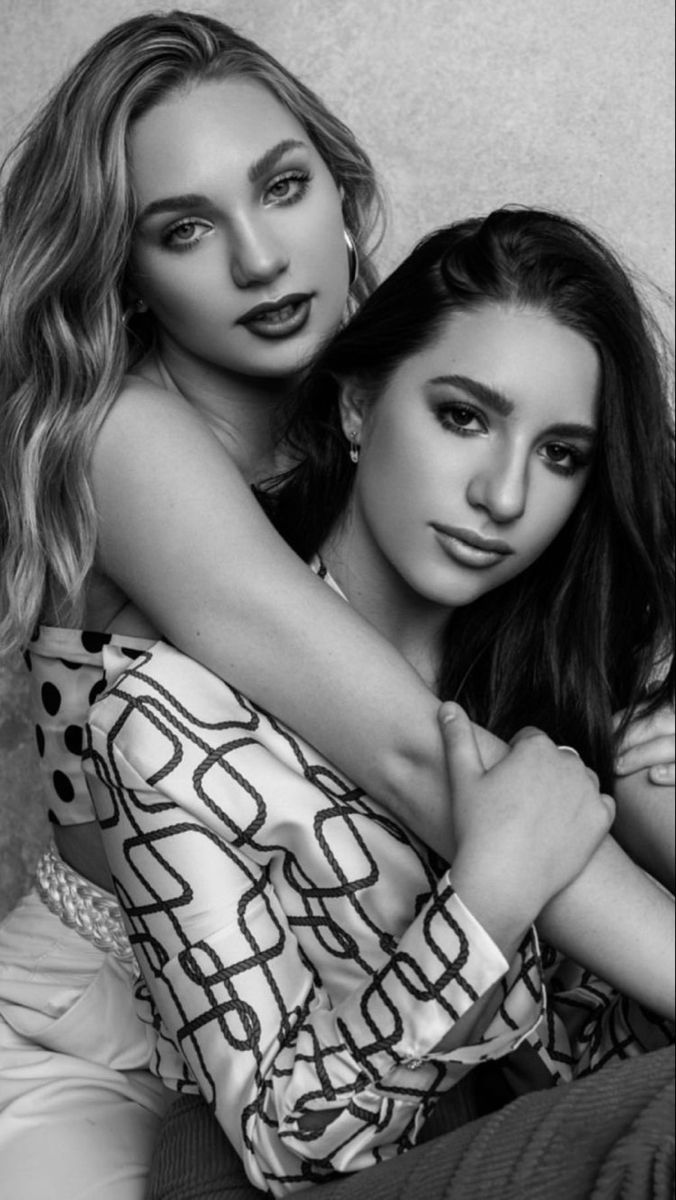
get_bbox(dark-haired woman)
[86,209,674,1198]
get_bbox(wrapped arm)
[611,702,675,891]
[612,770,675,893]
[92,388,675,1019]
[85,654,542,1194]
[92,384,457,855]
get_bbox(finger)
[586,766,600,791]
[615,708,675,752]
[438,703,485,792]
[470,721,508,771]
[509,725,551,747]
[598,792,616,829]
[615,735,676,776]
[648,762,676,787]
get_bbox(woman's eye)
[541,442,587,475]
[162,219,213,251]
[438,403,486,434]
[264,171,310,206]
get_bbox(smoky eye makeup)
[538,440,595,477]
[434,400,487,435]
[426,384,489,435]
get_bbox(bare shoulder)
[100,373,205,438]
[93,373,223,478]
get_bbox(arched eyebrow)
[248,138,308,183]
[429,375,597,440]
[137,193,215,223]
[429,374,514,417]
[136,139,309,225]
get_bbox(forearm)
[442,710,674,1016]
[94,387,456,854]
[612,769,675,892]
[538,834,675,1020]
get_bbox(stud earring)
[344,228,360,288]
[348,430,360,464]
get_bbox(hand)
[439,703,615,943]
[614,702,675,786]
[470,720,509,770]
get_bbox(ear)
[337,379,366,443]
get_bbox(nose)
[466,445,528,524]
[229,215,289,288]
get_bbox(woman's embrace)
[85,210,674,1197]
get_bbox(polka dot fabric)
[26,626,155,826]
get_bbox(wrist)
[450,850,536,958]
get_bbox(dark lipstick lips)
[237,293,312,324]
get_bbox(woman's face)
[340,304,600,617]
[127,76,350,380]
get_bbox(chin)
[244,339,325,378]
[423,575,505,611]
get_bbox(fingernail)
[440,703,458,724]
[615,756,625,772]
[653,765,669,781]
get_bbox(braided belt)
[35,845,134,963]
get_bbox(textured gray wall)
[0,0,674,915]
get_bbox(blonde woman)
[0,12,386,1198]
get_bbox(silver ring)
[557,745,581,758]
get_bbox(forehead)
[393,304,600,422]
[128,76,310,202]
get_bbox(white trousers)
[0,888,172,1200]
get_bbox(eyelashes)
[539,443,591,476]
[161,218,213,251]
[433,401,592,477]
[435,401,486,435]
[263,169,312,206]
[159,170,313,253]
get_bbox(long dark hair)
[265,208,674,788]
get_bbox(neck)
[321,512,451,693]
[141,337,295,485]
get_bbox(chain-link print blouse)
[84,628,671,1194]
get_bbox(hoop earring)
[348,430,360,465]
[344,229,360,289]
[122,298,148,327]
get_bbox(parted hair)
[0,9,384,653]
[265,208,675,787]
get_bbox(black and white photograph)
[0,3,673,1197]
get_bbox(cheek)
[364,416,410,481]
[299,184,347,268]
[320,228,350,291]
[359,428,421,535]
[140,260,213,326]
[523,481,586,561]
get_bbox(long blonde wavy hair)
[0,10,384,654]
